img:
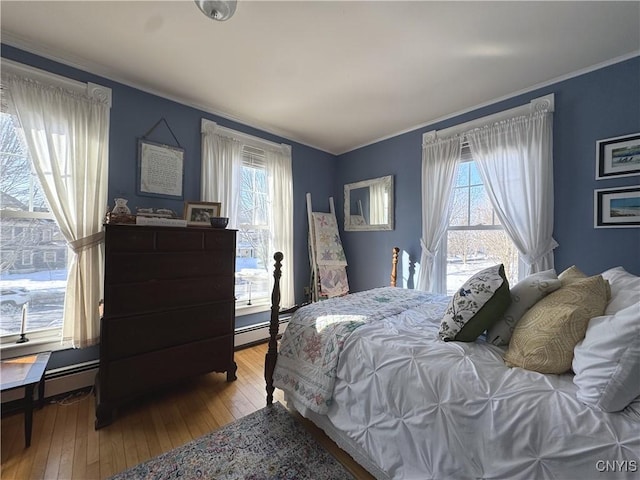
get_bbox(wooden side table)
[1,352,51,447]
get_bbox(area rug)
[109,402,355,480]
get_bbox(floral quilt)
[312,212,347,266]
[273,287,440,414]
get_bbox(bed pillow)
[572,302,640,412]
[486,269,562,346]
[600,266,640,315]
[558,265,587,285]
[439,264,510,342]
[559,264,611,300]
[503,274,608,374]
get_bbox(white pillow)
[572,302,640,412]
[487,269,561,346]
[600,266,640,314]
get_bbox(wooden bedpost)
[265,251,283,406]
[390,246,399,287]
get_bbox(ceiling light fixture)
[195,0,237,21]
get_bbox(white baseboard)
[234,319,289,348]
[2,320,289,404]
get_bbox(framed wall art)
[137,139,185,199]
[595,132,640,180]
[184,201,221,226]
[594,185,640,228]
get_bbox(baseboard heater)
[1,318,289,406]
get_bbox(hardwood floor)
[1,342,375,480]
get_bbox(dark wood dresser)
[95,224,237,429]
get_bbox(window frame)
[0,58,101,354]
[426,94,554,294]
[436,154,519,295]
[234,145,273,315]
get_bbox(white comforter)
[285,289,640,479]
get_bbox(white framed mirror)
[344,175,394,231]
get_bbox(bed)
[264,252,640,480]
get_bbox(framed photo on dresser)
[184,201,221,226]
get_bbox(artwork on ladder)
[184,201,221,226]
[594,185,640,228]
[595,132,640,179]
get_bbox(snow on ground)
[0,269,67,335]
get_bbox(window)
[21,250,33,266]
[440,146,519,295]
[0,94,67,337]
[235,146,271,308]
[201,118,294,312]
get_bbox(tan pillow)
[504,275,609,374]
[558,265,587,286]
[559,265,611,299]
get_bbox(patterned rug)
[109,402,355,480]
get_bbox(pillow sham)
[559,264,611,300]
[572,302,640,412]
[504,274,608,374]
[600,266,640,315]
[486,269,562,347]
[558,265,586,286]
[439,264,510,342]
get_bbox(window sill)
[235,301,270,317]
[0,329,71,359]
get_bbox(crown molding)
[2,32,638,156]
[1,33,330,154]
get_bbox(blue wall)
[336,57,640,291]
[1,44,337,325]
[2,44,639,310]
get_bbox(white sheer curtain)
[200,119,242,227]
[200,119,294,308]
[417,136,461,292]
[4,74,110,347]
[466,111,557,275]
[369,182,386,225]
[266,145,294,309]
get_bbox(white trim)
[350,52,637,154]
[0,324,288,403]
[1,58,112,107]
[235,302,270,317]
[344,175,394,232]
[423,94,554,146]
[0,210,54,220]
[201,118,290,154]
[6,33,634,156]
[0,330,71,359]
[234,319,289,349]
[1,58,86,92]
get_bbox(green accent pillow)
[439,264,511,342]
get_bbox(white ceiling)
[1,1,639,154]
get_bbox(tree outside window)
[0,106,67,335]
[234,147,271,307]
[444,159,518,295]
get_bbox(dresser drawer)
[106,335,234,401]
[105,276,234,316]
[107,252,234,283]
[107,226,155,252]
[102,301,234,359]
